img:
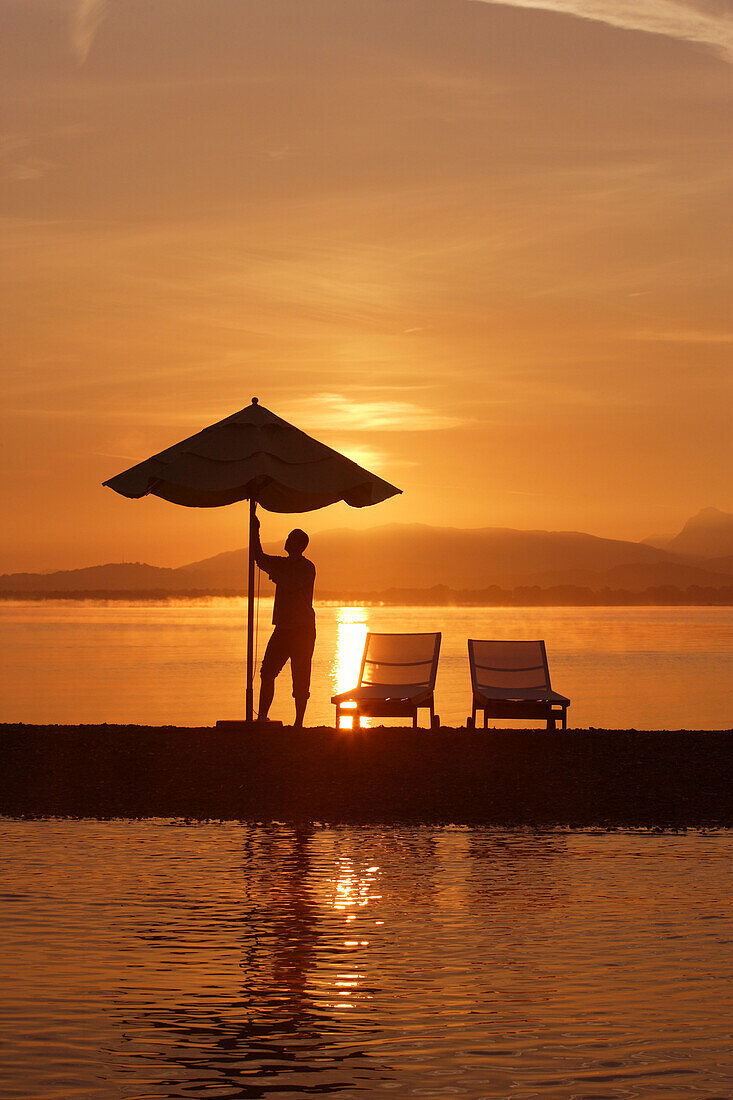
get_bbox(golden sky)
[3,0,732,570]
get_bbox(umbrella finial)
[251,397,259,405]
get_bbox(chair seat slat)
[474,663,546,673]
[363,658,434,668]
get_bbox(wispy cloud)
[285,393,464,432]
[473,0,733,60]
[58,0,733,70]
[63,0,733,67]
[323,442,416,472]
[627,329,733,344]
[0,134,56,181]
[6,158,57,181]
[70,0,108,65]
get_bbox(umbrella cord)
[253,564,261,717]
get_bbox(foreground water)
[1,601,731,729]
[1,820,732,1099]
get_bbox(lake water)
[1,601,731,729]
[1,820,732,1099]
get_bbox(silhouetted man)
[252,515,316,728]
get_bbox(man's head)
[285,528,309,556]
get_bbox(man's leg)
[259,630,287,720]
[293,694,308,730]
[291,628,316,729]
[258,676,275,720]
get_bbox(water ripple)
[1,821,732,1098]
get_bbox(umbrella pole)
[246,497,256,723]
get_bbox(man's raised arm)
[252,514,283,577]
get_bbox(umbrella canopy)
[104,398,401,724]
[103,398,400,512]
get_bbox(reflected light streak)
[306,839,381,1016]
[331,857,382,911]
[331,607,368,729]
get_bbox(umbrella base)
[216,719,283,730]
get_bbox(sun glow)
[331,607,368,729]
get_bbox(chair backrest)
[468,639,551,696]
[358,632,441,692]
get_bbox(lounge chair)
[332,632,442,729]
[467,639,570,731]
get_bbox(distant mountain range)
[2,508,733,598]
[642,507,733,558]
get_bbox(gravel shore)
[1,724,731,827]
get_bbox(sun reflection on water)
[331,606,369,729]
[315,854,381,1011]
[331,858,382,912]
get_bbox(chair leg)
[413,709,418,729]
[547,717,556,732]
[335,705,340,729]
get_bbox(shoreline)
[1,725,731,827]
[2,591,732,606]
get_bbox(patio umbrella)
[103,398,401,723]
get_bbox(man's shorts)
[260,625,317,701]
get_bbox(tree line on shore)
[2,583,732,605]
